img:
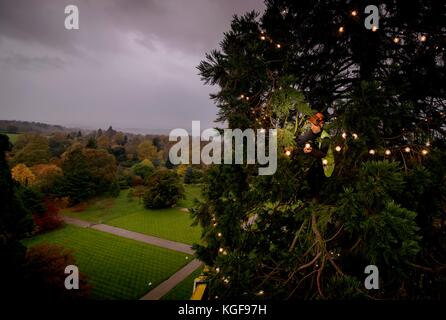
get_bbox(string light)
[276,43,281,48]
[404,147,411,153]
[216,267,220,273]
[219,248,224,253]
[369,149,376,155]
[393,37,400,44]
[351,10,358,17]
[372,25,378,32]
[335,146,341,152]
[305,143,311,148]
[352,133,358,140]
[420,35,427,42]
[258,290,265,295]
[342,132,347,139]
[260,35,266,40]
[385,149,391,156]
[285,150,291,156]
[217,232,222,237]
[425,141,431,147]
[223,250,228,256]
[422,149,428,155]
[338,26,345,33]
[240,94,245,99]
[322,159,328,166]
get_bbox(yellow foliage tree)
[31,164,63,190]
[176,164,188,176]
[137,140,162,161]
[11,163,36,186]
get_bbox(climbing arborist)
[296,112,334,178]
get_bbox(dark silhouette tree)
[0,134,34,298]
[194,0,446,299]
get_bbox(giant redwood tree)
[194,0,446,299]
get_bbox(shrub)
[33,199,64,233]
[23,244,91,300]
[143,170,184,209]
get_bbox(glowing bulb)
[404,147,411,153]
[351,10,357,16]
[425,141,431,147]
[322,159,328,166]
[276,43,281,48]
[216,267,220,273]
[246,96,250,101]
[335,146,341,152]
[369,149,376,155]
[223,250,228,256]
[219,248,224,253]
[213,222,217,227]
[240,94,244,99]
[258,290,264,295]
[352,133,358,139]
[259,129,266,133]
[260,35,266,40]
[420,35,427,42]
[393,37,400,44]
[385,149,391,156]
[224,278,229,284]
[338,26,344,33]
[371,25,378,32]
[422,149,428,155]
[342,132,347,139]
[285,150,291,156]
[305,143,311,148]
[217,232,222,237]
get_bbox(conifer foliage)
[194,0,446,299]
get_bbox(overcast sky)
[0,0,265,132]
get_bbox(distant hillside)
[0,120,78,134]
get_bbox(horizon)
[0,0,265,130]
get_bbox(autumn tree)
[137,140,163,162]
[11,134,51,167]
[55,146,119,204]
[132,159,155,181]
[11,163,36,186]
[31,164,63,192]
[23,244,90,300]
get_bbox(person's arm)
[310,137,330,159]
[296,130,318,147]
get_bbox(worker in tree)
[296,112,335,178]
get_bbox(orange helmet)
[309,112,324,126]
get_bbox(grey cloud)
[0,0,265,131]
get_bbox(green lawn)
[22,225,192,300]
[1,132,20,144]
[64,189,202,245]
[177,184,204,208]
[161,267,204,300]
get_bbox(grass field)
[1,132,20,144]
[161,267,204,300]
[64,188,202,245]
[22,225,192,300]
[177,184,204,208]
